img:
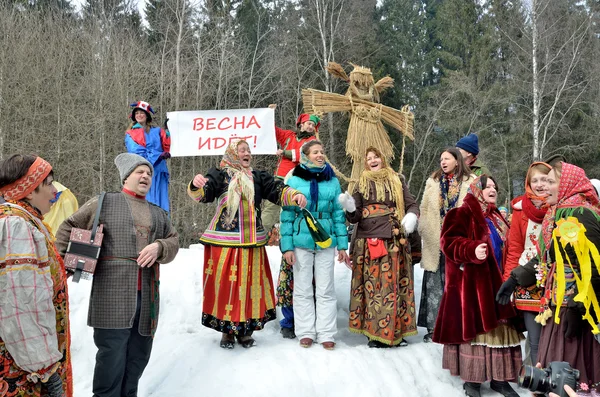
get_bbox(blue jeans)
[280,306,294,329]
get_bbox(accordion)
[63,192,105,282]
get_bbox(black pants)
[92,293,153,397]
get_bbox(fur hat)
[296,114,321,131]
[130,101,155,123]
[114,153,153,184]
[456,134,480,155]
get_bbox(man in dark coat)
[55,153,179,397]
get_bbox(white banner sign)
[167,108,276,157]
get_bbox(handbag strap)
[90,192,106,243]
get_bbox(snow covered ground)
[68,246,531,396]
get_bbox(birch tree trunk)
[310,0,345,159]
[531,0,540,160]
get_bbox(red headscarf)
[0,157,52,201]
[541,162,600,248]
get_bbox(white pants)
[292,247,337,343]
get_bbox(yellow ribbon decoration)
[553,217,600,334]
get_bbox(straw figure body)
[302,62,414,189]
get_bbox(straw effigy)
[302,82,414,190]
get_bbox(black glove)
[159,151,171,160]
[44,372,65,397]
[495,275,518,305]
[564,298,585,338]
[163,117,169,130]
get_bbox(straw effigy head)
[349,63,372,76]
[348,63,374,90]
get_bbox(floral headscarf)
[538,163,600,333]
[220,140,254,225]
[469,177,509,232]
[468,176,510,268]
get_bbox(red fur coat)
[432,193,516,345]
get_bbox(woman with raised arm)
[125,100,171,212]
[188,140,306,349]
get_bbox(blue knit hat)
[456,134,479,155]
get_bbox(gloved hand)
[163,117,169,130]
[44,372,65,397]
[338,192,356,212]
[401,212,418,234]
[159,152,171,160]
[495,275,518,305]
[564,298,585,338]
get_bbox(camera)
[518,361,580,397]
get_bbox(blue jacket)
[280,165,348,252]
[125,124,170,212]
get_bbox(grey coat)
[56,192,179,336]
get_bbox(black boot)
[220,333,235,349]
[367,339,391,348]
[463,382,481,397]
[423,329,433,343]
[236,331,256,348]
[490,380,519,397]
[280,327,296,339]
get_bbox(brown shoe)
[299,338,313,348]
[322,341,335,350]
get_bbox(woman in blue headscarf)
[280,140,350,350]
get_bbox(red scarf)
[122,187,146,200]
[521,196,547,224]
[522,162,551,223]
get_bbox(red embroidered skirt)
[201,245,276,335]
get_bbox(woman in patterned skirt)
[339,146,419,347]
[188,140,306,349]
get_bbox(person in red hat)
[125,101,171,213]
[264,104,320,340]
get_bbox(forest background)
[1,0,599,245]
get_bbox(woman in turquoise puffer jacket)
[280,140,350,350]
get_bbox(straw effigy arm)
[301,88,352,115]
[379,103,414,140]
[302,88,415,140]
